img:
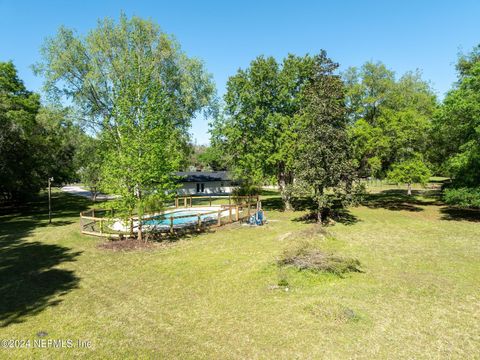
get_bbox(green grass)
[0,189,479,358]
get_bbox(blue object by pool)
[143,210,215,227]
[248,210,266,226]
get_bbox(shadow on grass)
[0,191,89,327]
[440,207,480,222]
[292,208,359,226]
[361,189,437,212]
[261,196,316,212]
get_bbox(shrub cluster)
[443,187,480,208]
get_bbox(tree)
[387,158,431,195]
[344,63,436,178]
[185,144,227,171]
[75,135,103,201]
[294,51,358,223]
[0,61,41,201]
[212,54,315,209]
[36,15,215,240]
[431,45,480,187]
[0,61,80,202]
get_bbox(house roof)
[174,171,231,183]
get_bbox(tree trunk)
[317,210,322,224]
[137,218,143,241]
[136,186,144,241]
[407,183,412,196]
[278,163,293,211]
[129,214,134,238]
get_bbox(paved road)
[61,185,116,200]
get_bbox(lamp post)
[48,177,54,224]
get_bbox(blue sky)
[1,0,479,144]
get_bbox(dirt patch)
[98,239,157,251]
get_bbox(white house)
[175,171,235,195]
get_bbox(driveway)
[61,185,116,200]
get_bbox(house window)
[196,183,205,193]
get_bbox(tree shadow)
[261,196,316,212]
[361,190,432,212]
[440,207,480,222]
[292,207,359,226]
[0,191,88,327]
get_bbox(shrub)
[278,241,361,276]
[443,187,480,208]
[232,184,260,197]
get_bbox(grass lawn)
[0,189,479,359]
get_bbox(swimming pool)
[108,206,236,233]
[143,210,216,227]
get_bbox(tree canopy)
[345,62,436,179]
[294,52,359,221]
[0,61,79,202]
[211,53,316,209]
[431,45,480,187]
[36,15,215,239]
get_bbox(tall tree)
[0,61,79,202]
[36,15,215,239]
[212,54,315,209]
[0,61,41,201]
[294,51,357,223]
[431,45,480,187]
[345,63,436,178]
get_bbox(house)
[175,171,235,195]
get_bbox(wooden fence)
[80,195,260,239]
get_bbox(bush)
[232,184,260,197]
[278,241,361,276]
[443,187,480,208]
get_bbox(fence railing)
[79,195,261,239]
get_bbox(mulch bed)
[98,238,157,251]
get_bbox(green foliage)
[443,187,480,208]
[344,63,436,178]
[431,45,480,187]
[387,158,431,194]
[231,184,260,197]
[37,15,215,238]
[211,53,316,209]
[75,135,103,200]
[294,51,359,221]
[187,144,226,171]
[0,61,79,202]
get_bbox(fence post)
[175,197,178,208]
[100,219,103,234]
[190,196,193,207]
[170,216,174,234]
[92,208,95,218]
[197,215,201,231]
[209,196,212,207]
[235,205,239,221]
[217,209,221,226]
[184,197,187,208]
[229,207,232,223]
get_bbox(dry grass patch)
[278,242,361,275]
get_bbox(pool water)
[143,210,216,227]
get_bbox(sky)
[1,0,479,144]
